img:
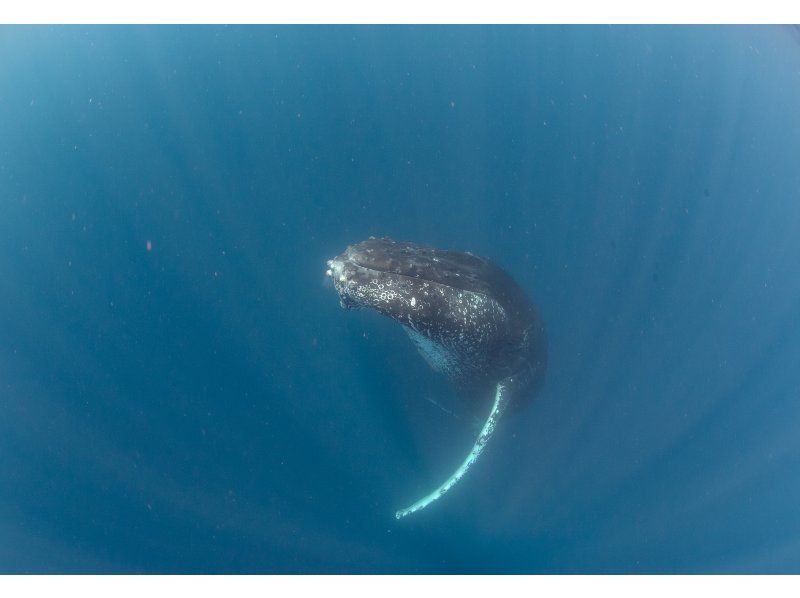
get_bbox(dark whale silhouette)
[326,237,547,519]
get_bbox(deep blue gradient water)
[2,25,800,573]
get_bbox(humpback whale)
[326,237,547,519]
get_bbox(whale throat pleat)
[403,326,460,378]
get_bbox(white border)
[1,1,799,589]
[1,575,800,596]
[2,0,800,24]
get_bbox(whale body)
[326,237,547,518]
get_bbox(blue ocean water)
[1,25,800,573]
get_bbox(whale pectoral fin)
[394,379,510,520]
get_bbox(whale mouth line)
[325,258,493,303]
[327,256,418,280]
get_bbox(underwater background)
[1,25,800,573]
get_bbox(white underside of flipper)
[395,381,508,520]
